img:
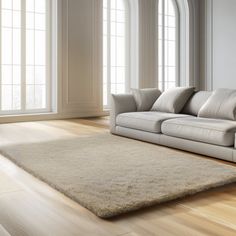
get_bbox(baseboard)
[0,110,109,124]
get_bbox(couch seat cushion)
[162,117,236,146]
[116,112,190,133]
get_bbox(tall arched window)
[158,0,179,91]
[103,0,129,108]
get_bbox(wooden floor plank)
[0,172,22,195]
[0,224,11,236]
[0,190,125,236]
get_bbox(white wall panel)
[212,0,236,89]
[201,0,236,90]
[61,0,102,114]
[138,0,156,88]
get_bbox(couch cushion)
[151,87,195,113]
[162,117,236,146]
[182,91,212,116]
[131,88,162,111]
[198,88,236,120]
[116,112,190,133]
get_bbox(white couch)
[110,90,236,163]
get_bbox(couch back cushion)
[198,88,236,120]
[182,91,212,116]
[131,88,162,111]
[151,87,195,113]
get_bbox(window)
[0,0,52,115]
[103,0,129,109]
[158,0,179,91]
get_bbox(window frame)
[0,0,55,116]
[157,0,180,91]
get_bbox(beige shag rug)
[1,134,236,218]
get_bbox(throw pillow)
[131,88,162,111]
[198,88,236,120]
[151,87,195,113]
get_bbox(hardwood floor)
[0,117,236,236]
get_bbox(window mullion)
[46,0,51,111]
[115,1,117,95]
[0,0,2,111]
[125,1,130,93]
[174,0,180,86]
[107,1,111,108]
[11,0,13,110]
[162,0,165,91]
[21,0,26,111]
[33,1,35,109]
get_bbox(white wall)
[201,0,236,90]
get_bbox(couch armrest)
[110,94,137,133]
